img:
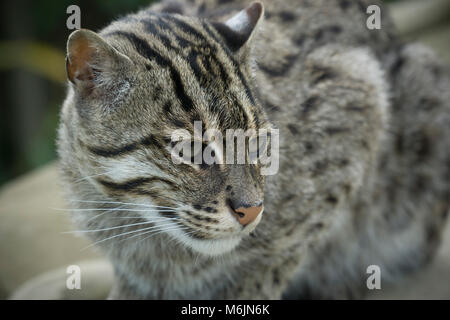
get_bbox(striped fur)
[57,0,450,299]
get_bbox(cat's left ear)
[66,29,133,94]
[211,1,264,58]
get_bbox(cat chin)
[168,229,242,256]
[163,211,263,257]
[188,237,243,256]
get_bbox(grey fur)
[57,0,450,299]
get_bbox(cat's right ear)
[211,1,264,60]
[66,29,132,92]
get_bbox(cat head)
[61,2,276,256]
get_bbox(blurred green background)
[0,0,156,187]
[0,0,449,187]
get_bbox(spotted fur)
[57,0,450,299]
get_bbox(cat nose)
[228,200,264,226]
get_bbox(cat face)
[62,3,273,255]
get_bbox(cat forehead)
[67,5,268,137]
[161,114,271,140]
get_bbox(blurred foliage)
[0,41,66,83]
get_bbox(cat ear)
[66,29,131,91]
[212,1,264,53]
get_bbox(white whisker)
[64,220,178,234]
[52,207,176,213]
[80,223,179,250]
[122,225,183,243]
[74,171,114,183]
[67,199,179,210]
[85,204,130,222]
[134,226,185,245]
[110,216,181,220]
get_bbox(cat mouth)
[178,211,263,256]
[158,205,264,256]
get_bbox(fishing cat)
[57,0,450,299]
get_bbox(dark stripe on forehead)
[202,22,256,106]
[187,50,205,85]
[170,66,195,113]
[145,18,212,87]
[202,23,256,129]
[138,21,212,95]
[142,16,234,127]
[163,14,207,41]
[166,18,237,87]
[107,31,166,65]
[141,19,180,51]
[151,17,191,48]
[106,31,194,113]
[165,20,252,129]
[156,16,231,88]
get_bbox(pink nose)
[231,205,264,226]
